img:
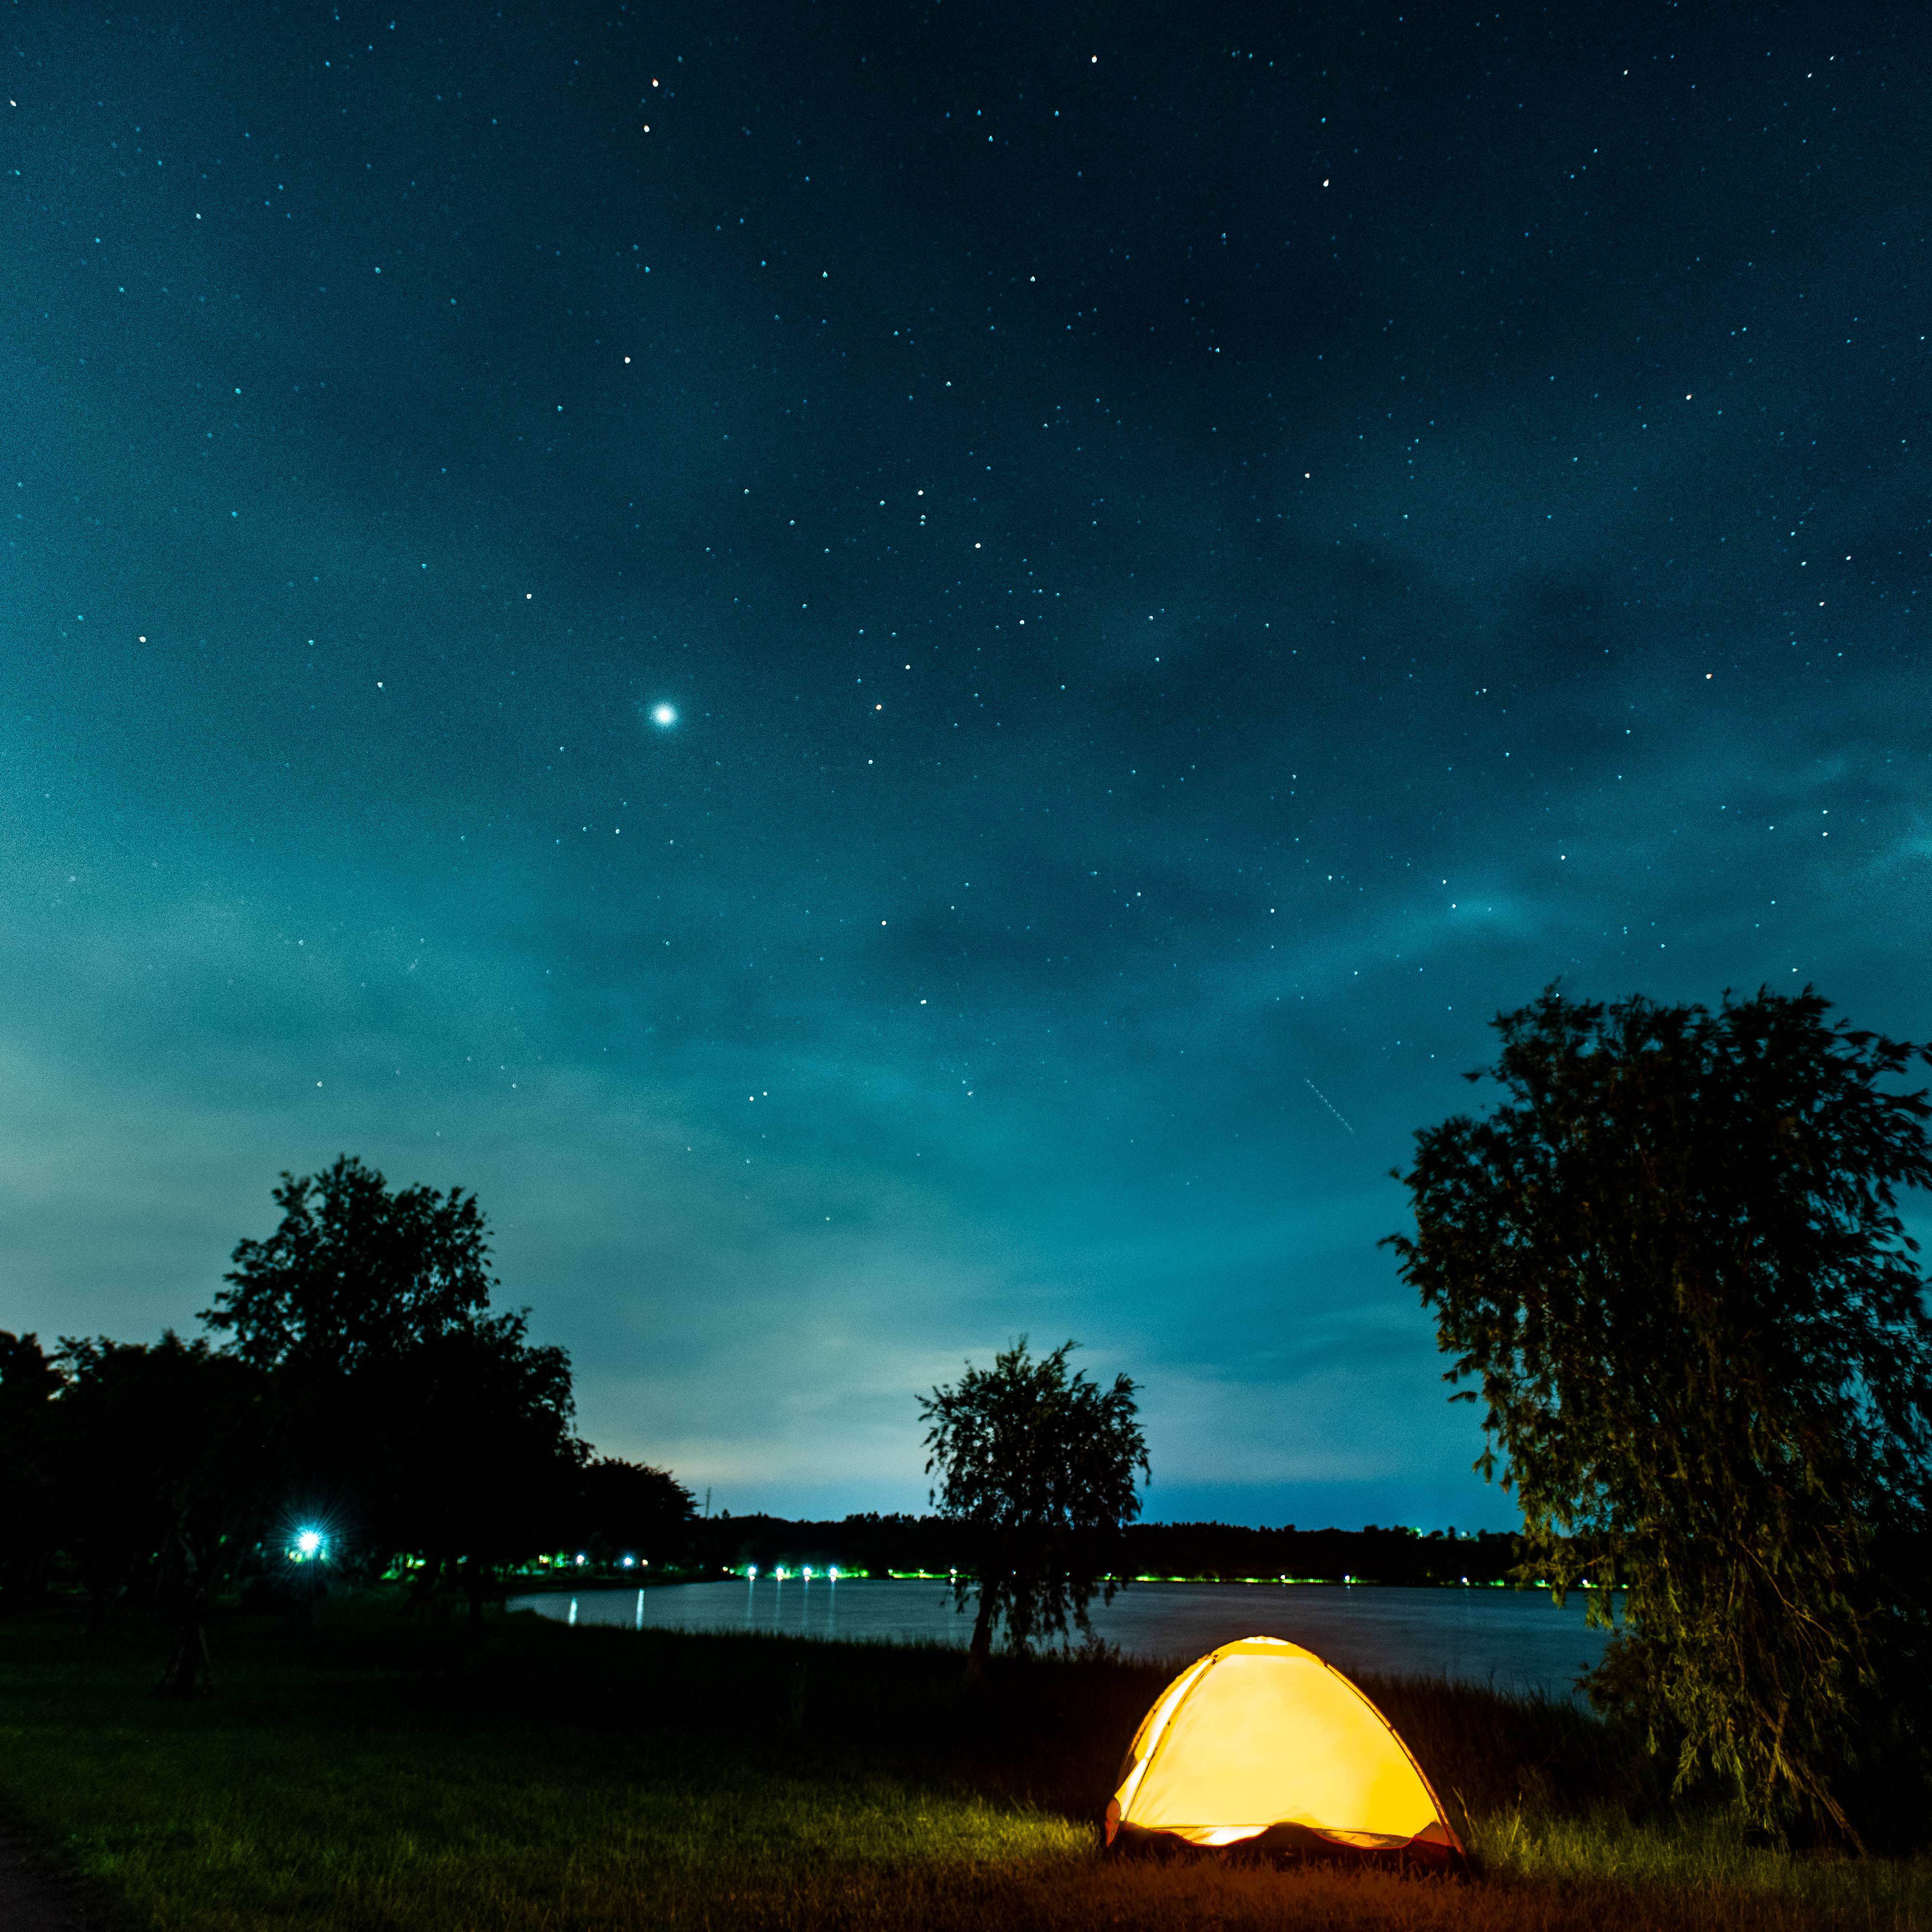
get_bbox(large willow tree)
[1387,987,1932,1843]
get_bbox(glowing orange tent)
[1105,1637,1466,1868]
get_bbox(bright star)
[651,703,677,727]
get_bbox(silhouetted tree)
[205,1154,497,1376]
[575,1456,697,1570]
[0,1332,62,1607]
[920,1338,1148,1675]
[55,1335,172,1624]
[57,1333,271,1688]
[1386,986,1932,1843]
[382,1311,582,1628]
[202,1155,581,1607]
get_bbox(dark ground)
[0,1819,96,1931]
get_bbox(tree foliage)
[204,1154,497,1374]
[378,1310,583,1625]
[574,1456,698,1569]
[1386,985,1932,1841]
[0,1332,62,1605]
[201,1154,583,1613]
[3,1157,697,1661]
[57,1333,273,1689]
[920,1338,1148,1672]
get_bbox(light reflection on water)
[509,1576,1615,1700]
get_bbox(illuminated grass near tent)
[1,1602,1928,1932]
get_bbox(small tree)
[1385,986,1932,1842]
[920,1338,1148,1675]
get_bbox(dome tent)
[1105,1637,1466,1869]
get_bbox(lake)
[509,1576,1615,1700]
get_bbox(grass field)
[1,1597,1928,1930]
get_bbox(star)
[651,703,678,727]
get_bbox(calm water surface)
[510,1577,1614,1700]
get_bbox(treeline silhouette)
[0,1157,694,1690]
[0,1152,1533,1703]
[694,1514,1524,1585]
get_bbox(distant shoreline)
[512,1572,1623,1593]
[684,1515,1541,1590]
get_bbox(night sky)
[7,3,1928,1527]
